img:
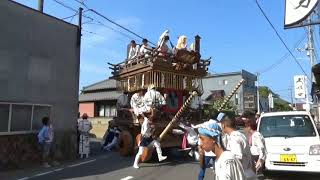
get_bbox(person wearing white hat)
[157,30,171,58]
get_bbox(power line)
[52,0,77,12]
[258,34,306,74]
[73,0,157,46]
[255,0,311,82]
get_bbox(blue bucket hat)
[198,122,221,138]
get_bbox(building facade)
[0,1,79,169]
[202,70,257,114]
[79,79,121,119]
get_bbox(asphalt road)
[1,140,320,180]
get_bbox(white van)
[258,111,320,173]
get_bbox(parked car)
[258,111,320,173]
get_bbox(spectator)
[244,120,266,173]
[38,117,54,168]
[78,113,92,158]
[220,116,256,180]
[103,129,120,151]
[198,124,245,180]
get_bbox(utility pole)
[306,17,316,112]
[256,72,260,113]
[77,8,83,47]
[38,0,44,12]
[289,86,294,110]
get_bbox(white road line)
[17,177,30,180]
[67,159,96,168]
[120,176,134,180]
[33,171,55,177]
[53,168,64,172]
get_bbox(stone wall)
[0,134,41,170]
[0,130,78,171]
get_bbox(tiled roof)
[79,91,121,102]
[82,79,117,92]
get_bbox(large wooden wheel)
[135,134,153,162]
[119,130,134,156]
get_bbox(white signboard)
[268,93,274,109]
[285,0,318,28]
[294,75,307,99]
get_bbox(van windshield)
[259,115,316,138]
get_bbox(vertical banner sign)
[268,93,274,109]
[285,0,318,28]
[294,75,307,99]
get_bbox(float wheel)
[119,130,134,156]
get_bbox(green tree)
[259,86,270,98]
[203,98,236,119]
[274,99,293,111]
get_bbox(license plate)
[280,154,297,163]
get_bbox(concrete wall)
[0,1,80,168]
[202,73,243,112]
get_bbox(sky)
[14,0,319,101]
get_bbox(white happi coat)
[128,46,139,59]
[78,119,92,155]
[190,95,203,110]
[215,151,245,180]
[130,93,147,116]
[226,131,256,180]
[141,117,153,138]
[139,44,151,57]
[143,89,166,111]
[250,131,266,161]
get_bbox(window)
[259,115,316,138]
[235,94,239,105]
[99,105,105,117]
[110,106,117,117]
[0,104,9,132]
[0,102,51,135]
[33,106,51,130]
[223,80,228,85]
[105,105,111,117]
[11,105,32,132]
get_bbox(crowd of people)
[188,111,266,180]
[36,87,264,180]
[126,30,198,70]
